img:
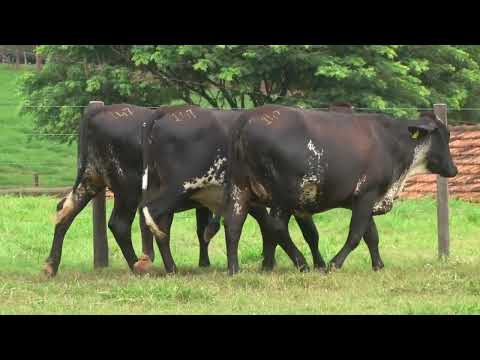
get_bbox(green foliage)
[19,45,480,142]
[18,45,179,143]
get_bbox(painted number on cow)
[261,110,281,125]
[170,109,197,122]
[111,107,134,119]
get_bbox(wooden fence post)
[88,100,109,269]
[15,49,20,68]
[433,103,450,259]
[33,173,39,187]
[35,53,43,70]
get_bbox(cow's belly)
[190,186,225,215]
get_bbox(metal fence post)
[88,100,109,269]
[433,103,450,259]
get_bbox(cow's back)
[82,104,155,189]
[233,105,392,211]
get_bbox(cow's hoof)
[199,259,211,268]
[299,264,310,273]
[327,262,338,273]
[261,263,274,272]
[228,268,239,276]
[133,255,153,275]
[315,266,328,274]
[43,263,56,278]
[373,263,385,272]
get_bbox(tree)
[19,45,179,143]
[19,45,480,144]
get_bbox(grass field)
[0,196,479,314]
[0,64,479,314]
[0,64,77,188]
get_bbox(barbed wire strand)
[3,103,480,111]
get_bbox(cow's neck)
[380,119,431,179]
[371,121,432,214]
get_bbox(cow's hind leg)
[44,183,99,277]
[196,207,212,267]
[224,185,252,275]
[139,208,155,262]
[108,195,140,272]
[328,191,377,271]
[153,212,177,274]
[363,217,384,271]
[294,215,326,271]
[141,193,186,273]
[268,208,309,272]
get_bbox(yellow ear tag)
[411,130,420,139]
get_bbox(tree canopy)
[18,45,480,143]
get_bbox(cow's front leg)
[247,206,277,271]
[195,207,213,267]
[294,215,326,271]
[328,191,377,271]
[363,217,384,271]
[224,184,251,275]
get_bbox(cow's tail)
[72,104,104,192]
[140,108,168,205]
[224,112,250,198]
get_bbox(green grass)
[0,64,77,188]
[0,196,479,314]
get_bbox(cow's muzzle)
[441,164,458,178]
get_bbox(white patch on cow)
[142,167,148,190]
[299,139,327,205]
[56,192,75,224]
[142,207,167,240]
[307,139,323,158]
[231,184,243,215]
[182,156,227,191]
[354,174,368,195]
[373,139,432,214]
[114,161,124,177]
[250,179,270,202]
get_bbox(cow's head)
[408,112,458,178]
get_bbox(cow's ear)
[408,123,437,140]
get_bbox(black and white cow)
[223,105,458,275]
[141,105,324,273]
[44,103,218,277]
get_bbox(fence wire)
[1,104,479,183]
